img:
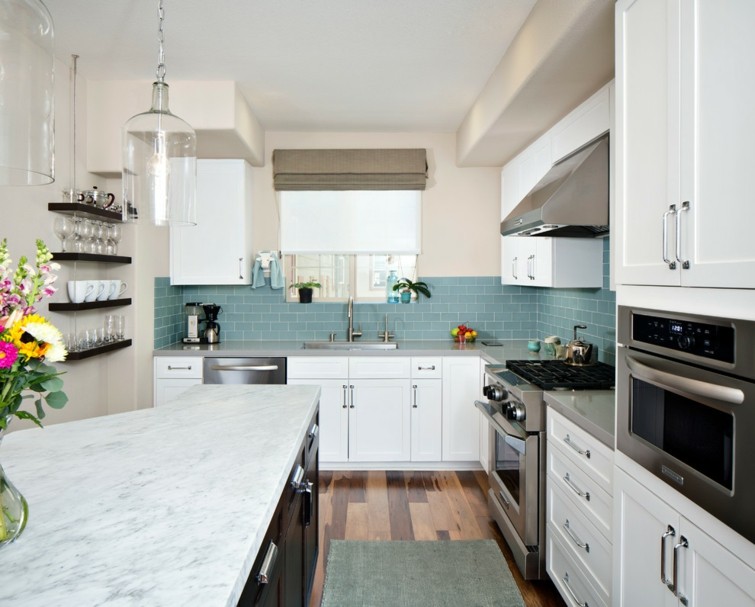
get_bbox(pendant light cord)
[155,0,166,82]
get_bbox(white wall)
[253,132,501,277]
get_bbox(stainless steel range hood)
[500,134,609,237]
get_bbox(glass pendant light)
[122,0,196,226]
[0,0,55,186]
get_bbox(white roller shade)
[279,190,421,254]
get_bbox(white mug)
[67,280,93,304]
[108,280,127,300]
[85,280,104,303]
[95,279,110,301]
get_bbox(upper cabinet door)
[170,159,253,285]
[616,0,755,288]
[615,0,680,287]
[679,0,755,287]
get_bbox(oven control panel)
[632,312,734,363]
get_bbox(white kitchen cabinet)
[287,356,412,464]
[288,377,348,462]
[349,379,411,462]
[170,159,253,285]
[441,356,480,462]
[500,85,609,289]
[410,379,442,461]
[153,357,203,407]
[546,408,614,607]
[287,357,349,464]
[409,357,443,462]
[501,236,603,288]
[614,466,755,607]
[615,0,755,288]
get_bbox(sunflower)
[7,313,63,361]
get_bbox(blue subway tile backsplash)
[155,239,616,365]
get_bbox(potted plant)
[292,281,321,303]
[392,278,431,303]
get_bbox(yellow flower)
[8,313,59,360]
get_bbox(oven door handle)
[626,355,745,405]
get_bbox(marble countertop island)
[0,384,320,607]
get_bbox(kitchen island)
[0,384,320,607]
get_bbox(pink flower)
[0,341,18,368]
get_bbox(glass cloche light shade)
[0,0,55,186]
[122,81,196,226]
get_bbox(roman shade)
[272,148,427,191]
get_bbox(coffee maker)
[202,303,222,344]
[182,302,204,343]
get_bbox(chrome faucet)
[347,296,362,342]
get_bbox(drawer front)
[410,357,442,379]
[154,357,203,379]
[287,356,349,379]
[547,480,612,599]
[348,356,410,379]
[547,447,612,541]
[547,409,613,494]
[547,529,608,607]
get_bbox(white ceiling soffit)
[456,0,615,167]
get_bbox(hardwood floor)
[309,470,566,607]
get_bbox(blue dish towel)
[251,259,266,289]
[268,256,285,290]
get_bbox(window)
[286,254,418,302]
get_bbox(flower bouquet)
[0,239,68,548]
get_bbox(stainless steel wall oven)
[617,306,755,543]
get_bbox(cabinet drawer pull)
[301,479,314,526]
[417,365,436,371]
[563,434,590,459]
[167,365,192,371]
[412,384,418,408]
[238,257,244,280]
[256,541,279,585]
[342,385,348,408]
[308,424,319,440]
[563,519,589,552]
[498,490,511,509]
[660,525,675,587]
[561,572,588,607]
[512,256,518,280]
[663,204,677,269]
[563,473,590,501]
[349,384,355,408]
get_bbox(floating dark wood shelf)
[48,203,124,222]
[49,298,131,312]
[51,252,131,264]
[64,339,132,361]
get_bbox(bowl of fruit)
[450,324,477,343]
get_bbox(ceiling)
[42,0,614,166]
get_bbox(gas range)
[482,360,615,433]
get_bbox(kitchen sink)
[302,341,398,350]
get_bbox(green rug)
[321,540,525,607]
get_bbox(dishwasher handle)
[209,364,280,372]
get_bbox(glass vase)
[0,430,28,549]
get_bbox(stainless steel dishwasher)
[202,357,286,384]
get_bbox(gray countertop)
[544,390,616,448]
[154,338,543,364]
[0,384,320,606]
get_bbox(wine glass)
[53,216,74,251]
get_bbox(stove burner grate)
[504,360,615,390]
